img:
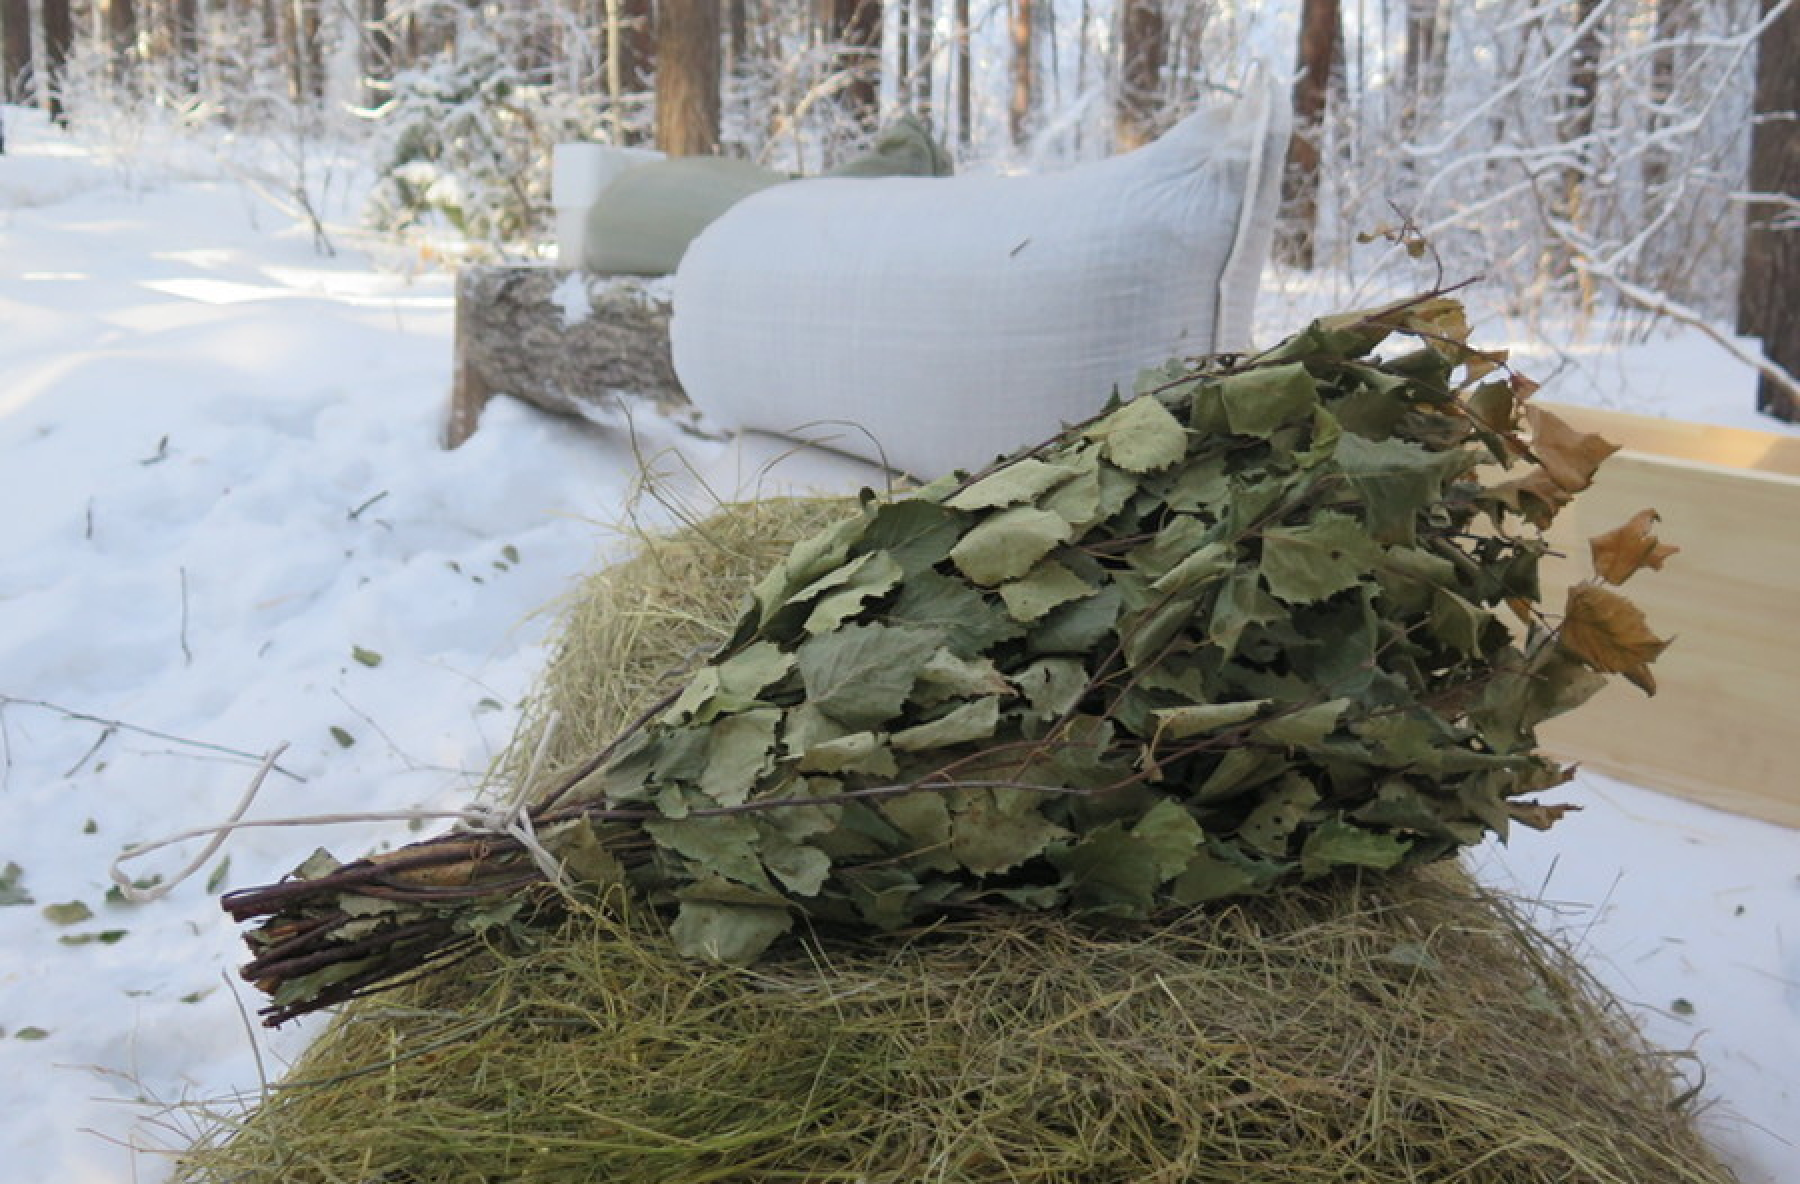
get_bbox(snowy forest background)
[0,0,1796,422]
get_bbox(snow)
[0,106,1794,1184]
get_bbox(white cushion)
[669,72,1290,478]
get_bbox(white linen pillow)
[670,72,1290,478]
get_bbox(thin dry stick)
[0,695,305,781]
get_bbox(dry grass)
[178,497,1736,1184]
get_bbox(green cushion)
[824,114,955,179]
[583,157,788,276]
[583,118,954,277]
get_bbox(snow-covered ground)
[0,107,1794,1184]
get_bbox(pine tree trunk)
[830,0,881,131]
[360,0,392,109]
[1400,0,1445,139]
[102,0,138,78]
[955,0,971,146]
[1642,0,1687,194]
[1277,0,1340,270]
[1009,0,1033,146]
[1,0,31,104]
[897,0,912,97]
[42,0,73,123]
[914,0,934,115]
[173,0,200,92]
[1740,0,1800,421]
[1115,0,1166,151]
[621,0,653,93]
[726,0,748,76]
[279,0,323,102]
[656,0,721,156]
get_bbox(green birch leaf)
[855,499,963,575]
[1217,363,1319,438]
[1260,512,1380,604]
[651,724,713,786]
[803,550,903,634]
[948,506,1072,586]
[700,708,782,805]
[879,793,957,870]
[1152,701,1269,742]
[1149,540,1234,596]
[1376,546,1460,613]
[1256,698,1351,749]
[1170,842,1283,904]
[1163,455,1231,513]
[783,702,851,753]
[796,623,942,729]
[795,731,899,777]
[663,666,724,725]
[452,897,525,935]
[916,648,1014,700]
[294,848,342,880]
[669,901,792,964]
[1129,514,1213,582]
[1300,817,1412,878]
[1331,382,1412,440]
[787,550,878,611]
[1238,777,1321,856]
[1334,432,1474,544]
[998,559,1095,622]
[1029,583,1123,655]
[947,458,1084,510]
[1039,450,1105,528]
[644,814,775,892]
[888,569,1025,657]
[843,867,925,929]
[950,788,1070,875]
[1015,658,1090,719]
[1255,308,1394,365]
[714,642,797,701]
[754,830,832,896]
[750,513,864,623]
[1052,824,1161,916]
[1194,748,1285,802]
[41,901,93,926]
[1131,798,1208,881]
[1121,592,1202,669]
[761,794,842,844]
[552,819,627,887]
[1429,587,1489,658]
[891,696,1002,752]
[0,862,32,907]
[1298,406,1345,467]
[1352,780,1476,841]
[1087,394,1189,473]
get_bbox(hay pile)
[179,499,1734,1184]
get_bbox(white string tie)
[110,717,571,903]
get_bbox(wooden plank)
[1535,445,1800,829]
[1539,400,1800,478]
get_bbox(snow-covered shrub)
[364,28,605,256]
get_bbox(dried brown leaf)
[1487,466,1575,529]
[1526,406,1619,494]
[1507,800,1580,831]
[1589,509,1679,586]
[1560,583,1671,695]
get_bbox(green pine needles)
[225,292,1669,1025]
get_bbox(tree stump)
[447,265,687,448]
